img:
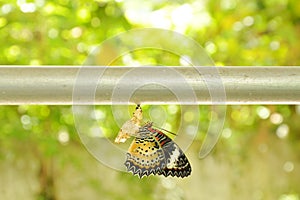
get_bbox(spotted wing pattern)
[125,123,191,178]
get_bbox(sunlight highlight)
[270,113,283,125]
[222,128,232,139]
[150,10,172,29]
[283,161,294,173]
[256,106,270,119]
[58,130,70,145]
[19,2,36,13]
[243,16,254,26]
[171,4,193,32]
[1,4,13,14]
[276,124,289,139]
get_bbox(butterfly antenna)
[152,124,177,136]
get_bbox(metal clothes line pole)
[0,66,299,105]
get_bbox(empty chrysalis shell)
[114,105,143,143]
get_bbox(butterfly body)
[125,123,191,178]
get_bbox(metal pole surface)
[0,66,299,105]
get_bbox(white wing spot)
[167,147,180,168]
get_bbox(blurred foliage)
[0,0,300,200]
[0,0,300,65]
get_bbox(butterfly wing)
[150,127,192,178]
[125,135,167,178]
[156,140,192,178]
[125,124,191,178]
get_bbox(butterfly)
[114,105,191,178]
[125,122,192,178]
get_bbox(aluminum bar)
[0,66,299,105]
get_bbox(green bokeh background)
[0,0,300,200]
